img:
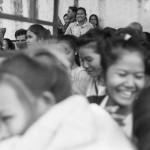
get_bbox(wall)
[58,0,150,32]
[58,0,74,24]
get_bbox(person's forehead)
[0,83,22,111]
[77,10,84,13]
[16,35,26,40]
[91,16,96,19]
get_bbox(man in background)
[15,29,27,50]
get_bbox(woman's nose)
[82,61,89,69]
[124,75,135,88]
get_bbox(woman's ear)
[36,91,56,115]
[42,91,56,106]
[38,37,44,43]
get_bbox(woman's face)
[105,49,146,108]
[90,16,97,27]
[0,83,35,140]
[26,30,38,47]
[63,16,70,24]
[79,45,102,77]
[67,9,74,19]
[76,9,86,22]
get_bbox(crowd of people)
[0,6,150,150]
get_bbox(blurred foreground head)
[0,54,71,140]
[24,40,72,70]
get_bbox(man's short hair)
[15,29,27,39]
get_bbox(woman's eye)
[80,59,84,63]
[135,74,145,79]
[86,58,92,62]
[118,73,126,77]
[2,116,12,121]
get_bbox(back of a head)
[0,54,71,103]
[128,22,143,32]
[116,27,146,43]
[133,86,150,150]
[103,27,116,39]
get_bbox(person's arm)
[64,23,72,35]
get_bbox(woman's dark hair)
[77,28,107,55]
[77,7,87,16]
[28,24,51,41]
[103,27,116,39]
[133,86,150,150]
[59,34,77,52]
[0,54,71,103]
[69,6,78,14]
[3,38,15,50]
[116,27,146,44]
[101,37,149,77]
[89,14,99,27]
[59,34,80,66]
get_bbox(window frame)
[0,0,59,37]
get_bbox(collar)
[75,21,88,27]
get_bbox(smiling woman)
[101,37,149,138]
[65,7,93,37]
[77,28,107,100]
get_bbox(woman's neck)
[107,98,132,116]
[78,19,86,26]
[97,75,105,86]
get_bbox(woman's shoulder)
[85,21,94,28]
[68,22,78,27]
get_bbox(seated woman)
[101,35,149,138]
[89,14,99,28]
[26,24,51,47]
[58,35,90,95]
[77,28,107,102]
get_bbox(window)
[0,0,58,39]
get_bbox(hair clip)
[124,33,132,41]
